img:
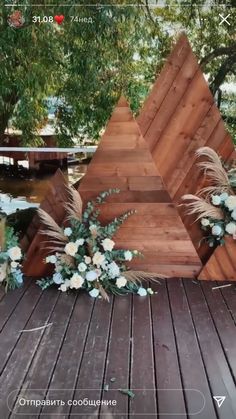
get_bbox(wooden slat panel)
[168,279,217,419]
[1,288,59,417]
[138,33,235,267]
[100,295,132,417]
[184,280,236,418]
[137,34,191,136]
[198,238,236,281]
[79,96,202,278]
[12,292,77,417]
[130,295,157,416]
[151,280,187,418]
[22,169,69,277]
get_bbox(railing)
[0,147,97,153]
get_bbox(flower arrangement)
[0,218,24,291]
[182,147,236,248]
[37,188,160,300]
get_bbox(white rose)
[232,209,236,221]
[89,224,98,236]
[225,222,236,235]
[64,227,72,237]
[116,276,127,288]
[93,251,105,267]
[147,288,154,295]
[102,238,115,252]
[225,196,236,211]
[0,263,7,282]
[89,288,99,298]
[64,242,78,257]
[86,270,98,282]
[211,195,221,206]
[212,225,223,236]
[201,218,210,227]
[84,256,91,264]
[137,287,147,296]
[46,255,57,264]
[7,246,22,261]
[76,238,85,246]
[11,261,18,269]
[58,279,70,292]
[78,262,87,272]
[70,273,84,289]
[124,250,133,261]
[107,261,120,278]
[220,192,229,202]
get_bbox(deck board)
[0,278,235,418]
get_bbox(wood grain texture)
[79,96,202,277]
[198,237,236,281]
[137,33,235,266]
[22,169,68,277]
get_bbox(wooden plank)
[151,280,187,418]
[184,279,236,418]
[11,291,77,417]
[99,295,132,418]
[0,287,59,417]
[69,298,113,418]
[144,49,200,152]
[0,282,42,375]
[40,293,95,417]
[79,176,164,191]
[201,281,236,382]
[0,278,31,332]
[81,190,171,204]
[220,283,236,324]
[129,295,157,417]
[137,33,191,136]
[168,279,217,418]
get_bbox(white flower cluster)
[0,245,23,285]
[200,193,236,245]
[45,232,148,298]
[40,190,152,299]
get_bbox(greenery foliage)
[37,188,153,300]
[0,225,24,291]
[1,1,236,145]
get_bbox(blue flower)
[15,270,23,284]
[64,227,73,237]
[53,272,63,284]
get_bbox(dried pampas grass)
[65,186,83,220]
[123,270,166,284]
[181,194,224,220]
[38,208,68,246]
[196,147,233,195]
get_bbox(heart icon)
[54,15,64,25]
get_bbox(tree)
[0,0,236,146]
[0,2,66,144]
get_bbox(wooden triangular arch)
[79,96,202,277]
[137,33,235,263]
[22,169,69,277]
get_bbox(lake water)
[0,161,87,215]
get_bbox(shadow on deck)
[0,278,236,418]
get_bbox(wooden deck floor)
[0,278,235,419]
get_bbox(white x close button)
[219,13,231,26]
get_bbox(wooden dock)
[0,278,236,418]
